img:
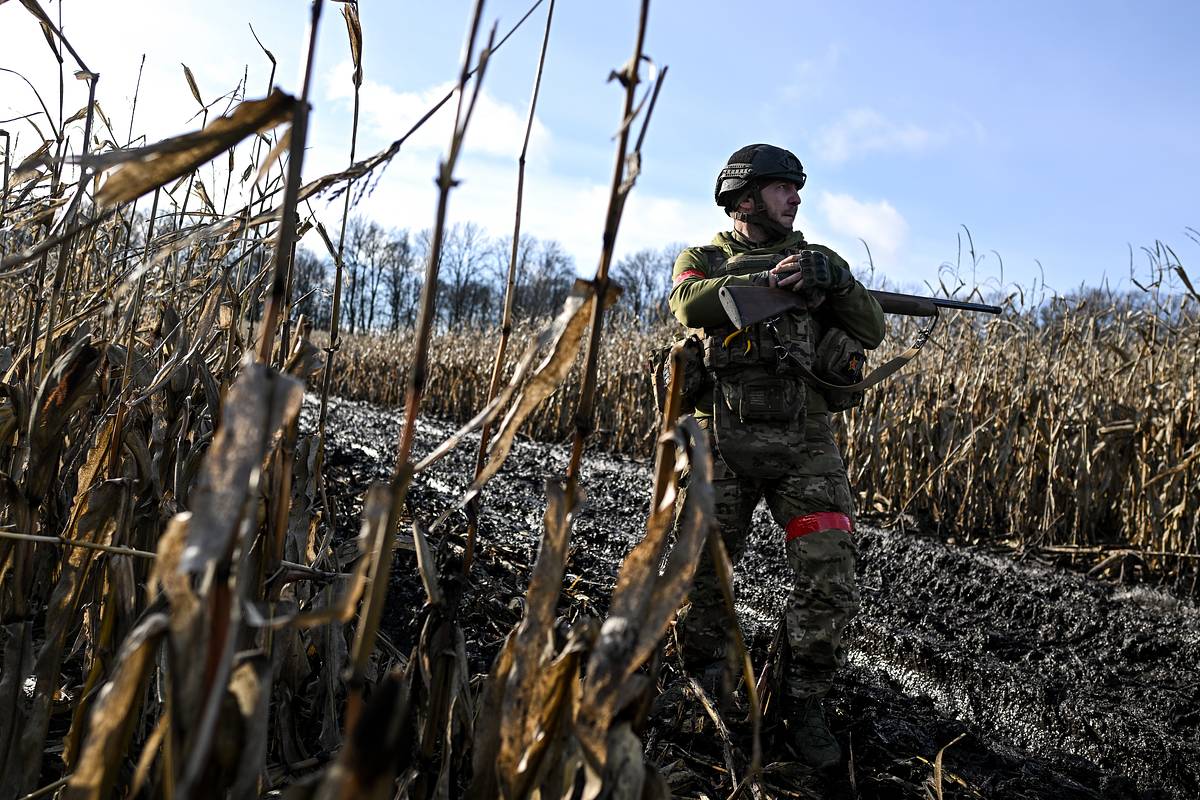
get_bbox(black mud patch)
[308,396,1200,799]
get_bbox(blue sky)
[3,0,1198,296]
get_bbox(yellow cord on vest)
[723,328,752,355]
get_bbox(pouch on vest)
[712,370,807,478]
[701,325,764,374]
[813,327,867,411]
[650,334,709,416]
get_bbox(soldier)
[669,143,886,769]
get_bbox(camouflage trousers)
[675,414,860,701]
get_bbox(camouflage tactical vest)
[693,246,819,478]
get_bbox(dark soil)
[308,395,1200,800]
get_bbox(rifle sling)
[768,309,939,394]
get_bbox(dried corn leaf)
[642,422,716,630]
[14,449,127,793]
[94,89,295,207]
[415,280,597,477]
[315,662,415,800]
[494,481,580,797]
[25,335,101,503]
[5,196,68,232]
[193,179,216,214]
[62,612,169,800]
[148,513,208,760]
[342,2,364,88]
[254,128,290,187]
[182,63,203,106]
[228,653,273,800]
[576,416,713,770]
[428,280,606,528]
[92,99,115,138]
[178,361,303,574]
[415,606,470,798]
[62,556,135,769]
[64,103,91,125]
[412,520,442,607]
[131,290,222,405]
[465,634,515,800]
[11,140,52,185]
[0,622,34,789]
[10,0,60,64]
[245,482,388,629]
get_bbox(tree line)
[292,216,683,333]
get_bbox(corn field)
[323,266,1200,578]
[0,0,739,796]
[1,0,1197,799]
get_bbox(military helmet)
[714,143,807,210]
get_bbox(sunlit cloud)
[322,63,550,161]
[301,137,720,276]
[811,108,940,164]
[816,190,909,266]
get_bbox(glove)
[792,250,854,296]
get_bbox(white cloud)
[1,0,304,165]
[322,63,550,162]
[301,138,720,277]
[305,60,721,273]
[816,191,909,266]
[812,108,939,164]
[2,3,716,281]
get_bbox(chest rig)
[695,246,819,477]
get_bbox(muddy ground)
[308,396,1200,800]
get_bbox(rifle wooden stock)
[718,286,1001,329]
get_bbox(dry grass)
[0,1,720,797]
[322,268,1200,570]
[318,318,665,456]
[842,273,1200,565]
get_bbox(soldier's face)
[742,180,802,230]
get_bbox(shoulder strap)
[772,311,939,394]
[698,245,727,275]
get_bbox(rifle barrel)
[930,297,1003,314]
[868,289,1001,316]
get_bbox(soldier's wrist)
[830,270,855,296]
[752,270,776,288]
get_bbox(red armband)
[673,268,707,285]
[785,512,853,541]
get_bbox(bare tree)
[384,229,417,331]
[343,216,395,333]
[436,221,494,328]
[291,246,329,327]
[512,235,574,320]
[363,237,386,331]
[611,243,682,326]
[342,215,372,334]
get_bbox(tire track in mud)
[847,531,1200,797]
[310,396,1199,799]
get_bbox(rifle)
[717,285,1002,394]
[718,285,1001,329]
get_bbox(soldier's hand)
[776,250,854,296]
[766,254,804,289]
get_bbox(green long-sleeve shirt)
[669,230,886,416]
